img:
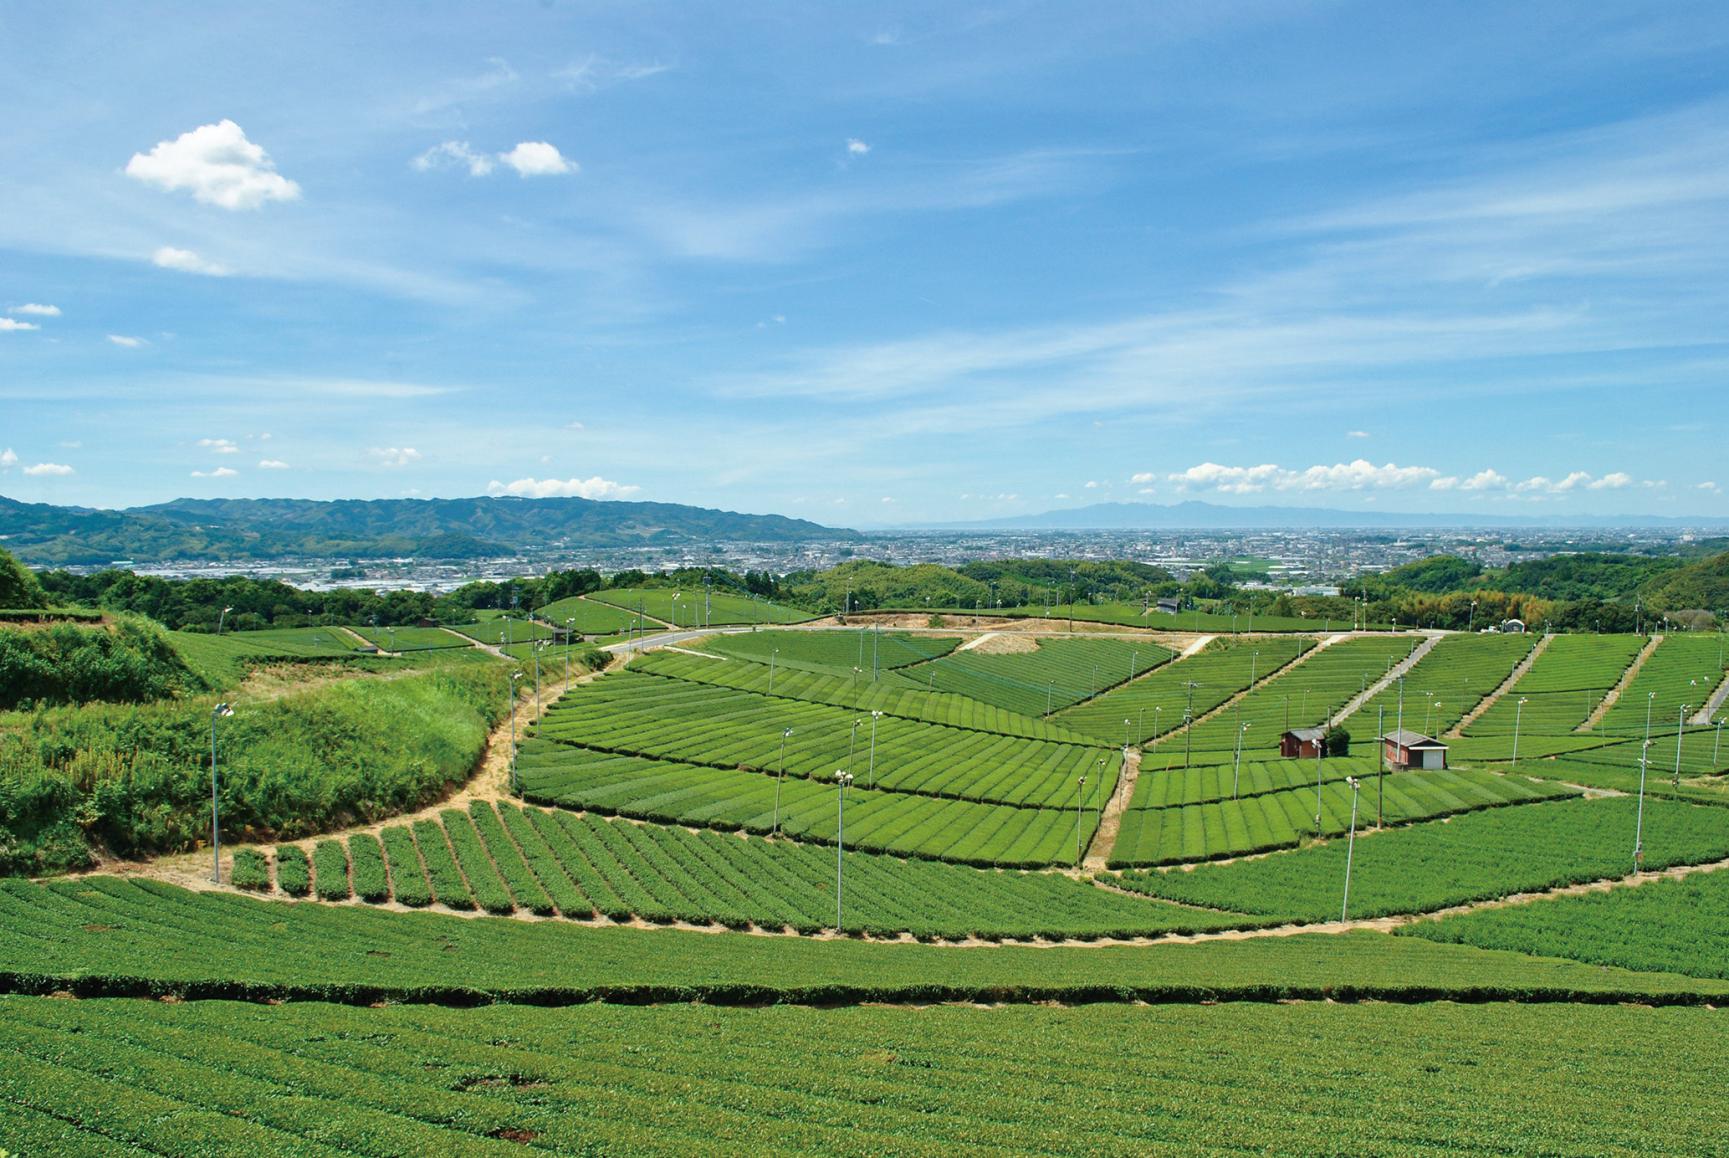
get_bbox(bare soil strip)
[1578,634,1663,732]
[1447,633,1552,737]
[1082,746,1140,871]
[1693,667,1729,725]
[1327,632,1441,729]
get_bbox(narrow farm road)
[1178,634,1216,659]
[1692,668,1729,725]
[1148,630,1350,751]
[1327,632,1441,729]
[1082,746,1141,872]
[1578,634,1663,732]
[1447,633,1552,738]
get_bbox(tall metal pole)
[1376,703,1385,827]
[1675,705,1689,787]
[848,718,860,775]
[867,711,881,788]
[509,671,524,796]
[834,771,852,933]
[1074,776,1086,865]
[1633,740,1651,872]
[1341,777,1361,921]
[1512,697,1527,767]
[773,728,792,834]
[769,649,778,696]
[1314,734,1324,837]
[209,702,232,883]
[1233,722,1250,798]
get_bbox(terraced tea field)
[633,649,1089,741]
[517,745,1108,866]
[529,594,642,635]
[908,635,1171,716]
[250,800,1257,939]
[700,627,960,673]
[1174,634,1420,755]
[349,624,470,651]
[1108,768,1574,866]
[1115,796,1729,921]
[1344,631,1529,736]
[587,586,809,626]
[1055,637,1312,744]
[1593,632,1728,737]
[534,670,1120,808]
[1465,632,1647,736]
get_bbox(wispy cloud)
[555,55,672,91]
[190,466,239,478]
[258,458,290,469]
[9,303,59,317]
[23,462,74,476]
[153,246,230,276]
[106,334,145,348]
[196,438,240,454]
[368,447,422,468]
[0,317,40,332]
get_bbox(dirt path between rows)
[1082,747,1140,871]
[1328,633,1439,730]
[1579,634,1662,732]
[1693,668,1729,725]
[1145,631,1351,754]
[1448,634,1551,738]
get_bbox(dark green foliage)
[410,819,474,910]
[346,834,389,903]
[1376,555,1485,594]
[229,848,270,891]
[0,664,504,876]
[1406,866,1729,979]
[1322,726,1350,757]
[1115,798,1729,922]
[312,840,351,901]
[1639,550,1729,613]
[3,999,1727,1155]
[379,826,432,907]
[0,546,46,608]
[0,616,201,709]
[439,810,515,915]
[274,846,310,896]
[464,801,555,915]
[0,877,1723,1006]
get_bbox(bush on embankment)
[0,664,509,875]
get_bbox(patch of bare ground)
[1082,746,1140,871]
[1448,633,1552,738]
[1578,634,1662,732]
[964,632,1040,655]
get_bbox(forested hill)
[0,494,860,564]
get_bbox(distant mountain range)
[0,494,860,565]
[901,500,1729,532]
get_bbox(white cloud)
[368,447,422,468]
[1430,468,1635,496]
[258,459,289,470]
[152,246,229,276]
[1699,481,1721,493]
[197,437,239,454]
[190,466,239,479]
[1346,430,1370,439]
[10,303,59,317]
[1169,459,1441,495]
[57,441,81,449]
[106,334,145,348]
[1085,479,1103,488]
[846,138,871,156]
[1128,472,1155,484]
[498,141,576,177]
[412,140,495,177]
[1054,492,1070,500]
[881,496,895,504]
[23,462,74,477]
[564,420,586,431]
[486,475,640,499]
[125,120,301,210]
[0,448,16,469]
[0,317,39,332]
[1588,472,1632,490]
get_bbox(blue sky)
[1,1,1726,525]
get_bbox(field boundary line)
[1329,633,1440,729]
[1578,634,1663,732]
[1447,634,1551,738]
[1082,746,1140,871]
[1145,632,1346,750]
